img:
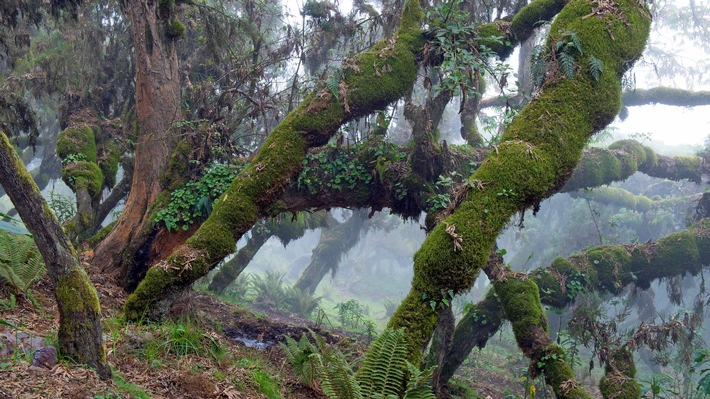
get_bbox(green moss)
[162,139,192,190]
[62,161,104,198]
[599,348,640,399]
[86,221,115,248]
[389,0,651,367]
[674,155,701,182]
[476,23,511,56]
[166,17,186,39]
[608,139,647,166]
[56,266,101,314]
[496,279,548,341]
[587,246,632,293]
[99,142,120,188]
[510,0,567,42]
[652,230,700,276]
[57,125,97,163]
[533,269,566,309]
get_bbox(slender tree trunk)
[294,209,367,294]
[92,0,182,289]
[0,132,110,379]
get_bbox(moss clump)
[98,141,120,188]
[162,139,192,190]
[651,230,700,276]
[608,139,647,166]
[599,348,640,399]
[167,17,186,39]
[86,221,115,248]
[587,246,632,293]
[674,155,702,182]
[57,125,97,163]
[62,161,104,198]
[496,279,548,347]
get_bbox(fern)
[316,354,364,399]
[287,328,435,399]
[402,363,436,399]
[357,328,408,397]
[280,334,319,388]
[0,231,45,294]
[588,56,604,81]
[558,53,577,79]
[326,68,343,100]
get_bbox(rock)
[0,334,14,358]
[31,346,58,369]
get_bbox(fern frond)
[280,334,320,387]
[588,56,604,82]
[314,352,364,399]
[0,232,45,293]
[558,53,577,79]
[356,328,408,398]
[569,32,583,55]
[402,362,436,399]
[326,68,343,100]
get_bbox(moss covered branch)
[388,0,650,370]
[565,139,703,190]
[569,186,701,212]
[123,0,425,320]
[442,218,710,388]
[622,86,710,107]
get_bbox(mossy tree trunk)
[123,0,426,320]
[388,0,650,365]
[92,0,183,289]
[0,132,110,379]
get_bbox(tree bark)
[92,0,182,289]
[0,132,110,379]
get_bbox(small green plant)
[165,319,203,356]
[250,271,286,307]
[283,286,321,317]
[426,172,460,212]
[335,299,367,330]
[286,328,436,399]
[154,161,246,231]
[48,188,76,224]
[61,152,88,166]
[640,373,678,399]
[296,142,377,195]
[0,231,45,296]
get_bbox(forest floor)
[0,251,597,399]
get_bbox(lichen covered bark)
[124,0,425,320]
[0,132,110,379]
[387,0,650,368]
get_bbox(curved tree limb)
[123,0,426,320]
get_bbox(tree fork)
[0,132,110,379]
